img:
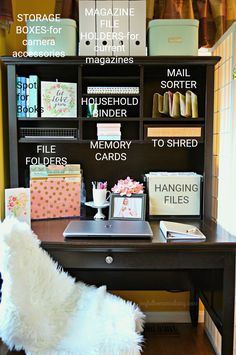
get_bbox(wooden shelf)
[81,139,142,144]
[17,117,203,122]
[142,117,205,122]
[2,55,220,220]
[1,56,221,66]
[19,138,80,143]
[83,76,140,80]
[81,117,140,121]
[18,117,80,121]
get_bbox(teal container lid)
[27,19,77,28]
[148,19,199,29]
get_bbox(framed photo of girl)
[109,193,146,221]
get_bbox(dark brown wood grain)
[3,324,215,355]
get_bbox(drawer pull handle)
[105,256,113,264]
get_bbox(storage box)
[146,173,202,216]
[148,19,199,56]
[31,179,81,219]
[27,19,77,56]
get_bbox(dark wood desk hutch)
[3,56,236,355]
[2,56,218,219]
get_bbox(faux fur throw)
[0,218,144,355]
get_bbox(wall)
[5,0,56,54]
[0,29,7,219]
[206,24,236,355]
[1,0,201,317]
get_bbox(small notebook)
[160,221,206,240]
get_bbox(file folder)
[79,0,96,55]
[96,0,113,56]
[112,0,129,56]
[145,172,202,216]
[129,0,146,55]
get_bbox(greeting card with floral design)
[41,81,77,117]
[5,188,31,225]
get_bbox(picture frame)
[109,193,146,221]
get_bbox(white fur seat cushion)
[0,218,144,355]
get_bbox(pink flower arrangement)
[112,176,144,196]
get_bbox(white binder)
[79,0,96,55]
[160,221,206,240]
[129,0,146,56]
[112,0,129,56]
[96,0,113,56]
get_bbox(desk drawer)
[47,249,224,270]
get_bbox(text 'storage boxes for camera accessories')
[145,172,202,216]
[148,19,199,56]
[26,19,77,56]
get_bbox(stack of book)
[16,75,39,118]
[16,78,77,119]
[97,123,121,140]
[87,87,139,94]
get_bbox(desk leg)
[222,252,235,355]
[190,287,199,327]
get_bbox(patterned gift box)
[31,179,81,220]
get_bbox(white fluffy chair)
[0,218,144,355]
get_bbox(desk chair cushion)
[0,218,144,355]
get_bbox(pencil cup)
[93,188,111,206]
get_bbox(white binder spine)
[112,0,129,56]
[129,0,146,56]
[96,0,113,56]
[79,0,96,55]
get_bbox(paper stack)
[160,220,206,240]
[145,172,202,216]
[87,87,139,94]
[97,123,121,140]
[152,90,198,118]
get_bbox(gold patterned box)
[30,179,81,220]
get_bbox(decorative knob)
[105,256,113,264]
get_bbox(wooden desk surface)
[32,219,236,251]
[31,217,236,355]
